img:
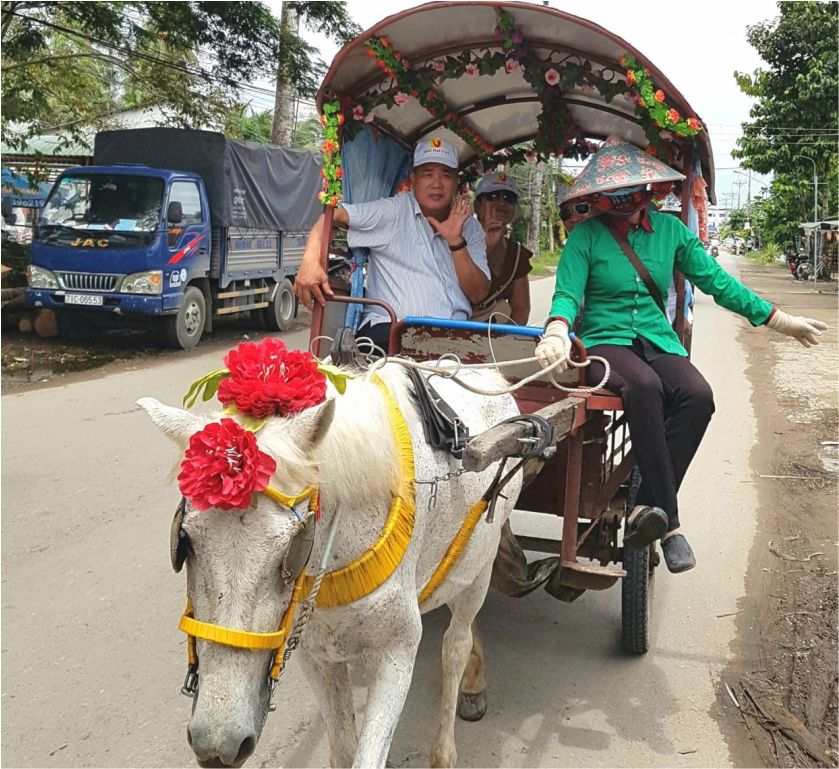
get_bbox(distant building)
[707,205,731,232]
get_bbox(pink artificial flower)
[393,92,409,106]
[363,113,375,123]
[352,104,365,121]
[505,58,519,74]
[465,63,479,77]
[524,150,537,164]
[544,68,560,86]
[430,58,446,72]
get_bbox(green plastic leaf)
[240,414,269,433]
[183,368,229,408]
[316,363,353,395]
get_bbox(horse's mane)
[257,365,410,508]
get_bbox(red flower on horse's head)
[218,338,327,419]
[178,418,276,511]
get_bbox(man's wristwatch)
[448,239,468,252]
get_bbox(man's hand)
[294,257,332,310]
[483,216,505,250]
[767,310,828,347]
[427,197,473,245]
[535,319,572,370]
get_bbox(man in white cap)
[295,136,490,352]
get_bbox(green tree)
[733,1,838,241]
[224,107,274,143]
[2,3,289,151]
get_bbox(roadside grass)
[747,242,783,267]
[531,248,561,276]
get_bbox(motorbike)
[786,252,808,280]
[710,245,719,258]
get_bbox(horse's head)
[138,396,334,768]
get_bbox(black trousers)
[585,338,715,531]
[356,320,392,358]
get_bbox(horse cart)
[141,3,718,765]
[309,0,716,655]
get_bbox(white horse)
[139,361,522,768]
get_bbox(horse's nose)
[188,723,256,768]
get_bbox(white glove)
[767,310,828,348]
[535,319,572,370]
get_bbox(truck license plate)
[65,293,103,306]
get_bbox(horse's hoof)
[457,689,487,722]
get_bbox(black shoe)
[661,534,696,573]
[623,506,668,549]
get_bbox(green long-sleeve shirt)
[549,210,773,356]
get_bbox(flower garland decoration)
[318,100,344,207]
[178,338,353,510]
[361,36,495,157]
[493,10,576,158]
[620,53,702,152]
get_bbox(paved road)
[1,258,759,767]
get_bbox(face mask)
[593,187,654,217]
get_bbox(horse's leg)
[298,651,358,768]
[457,621,487,722]
[352,606,422,769]
[430,564,493,768]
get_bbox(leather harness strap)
[405,366,470,458]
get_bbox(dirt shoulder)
[721,258,838,767]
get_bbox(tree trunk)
[527,165,544,257]
[2,2,18,43]
[271,2,299,146]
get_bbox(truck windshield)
[35,174,164,246]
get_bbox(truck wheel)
[621,542,656,654]
[260,278,296,332]
[57,311,94,343]
[164,286,206,349]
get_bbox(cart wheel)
[621,541,656,654]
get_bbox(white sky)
[259,0,783,207]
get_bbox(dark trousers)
[585,338,715,530]
[356,320,392,358]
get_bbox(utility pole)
[732,177,746,210]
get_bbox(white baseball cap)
[413,137,459,169]
[475,172,518,198]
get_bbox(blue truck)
[27,128,323,348]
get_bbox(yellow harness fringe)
[418,499,489,603]
[300,374,416,608]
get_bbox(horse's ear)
[136,397,206,446]
[295,398,336,453]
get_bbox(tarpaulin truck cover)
[93,128,323,231]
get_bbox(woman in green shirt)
[537,141,827,573]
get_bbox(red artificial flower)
[320,114,328,127]
[335,167,343,179]
[329,195,339,207]
[654,89,665,104]
[625,70,636,86]
[687,117,701,131]
[667,108,681,124]
[337,113,345,125]
[178,418,276,511]
[218,338,327,419]
[322,139,336,154]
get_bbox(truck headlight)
[120,270,163,294]
[27,265,59,289]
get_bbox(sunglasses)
[480,191,518,204]
[559,202,591,220]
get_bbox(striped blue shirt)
[343,192,489,326]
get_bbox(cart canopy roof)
[317,1,715,202]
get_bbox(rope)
[314,322,611,397]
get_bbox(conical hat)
[558,142,684,206]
